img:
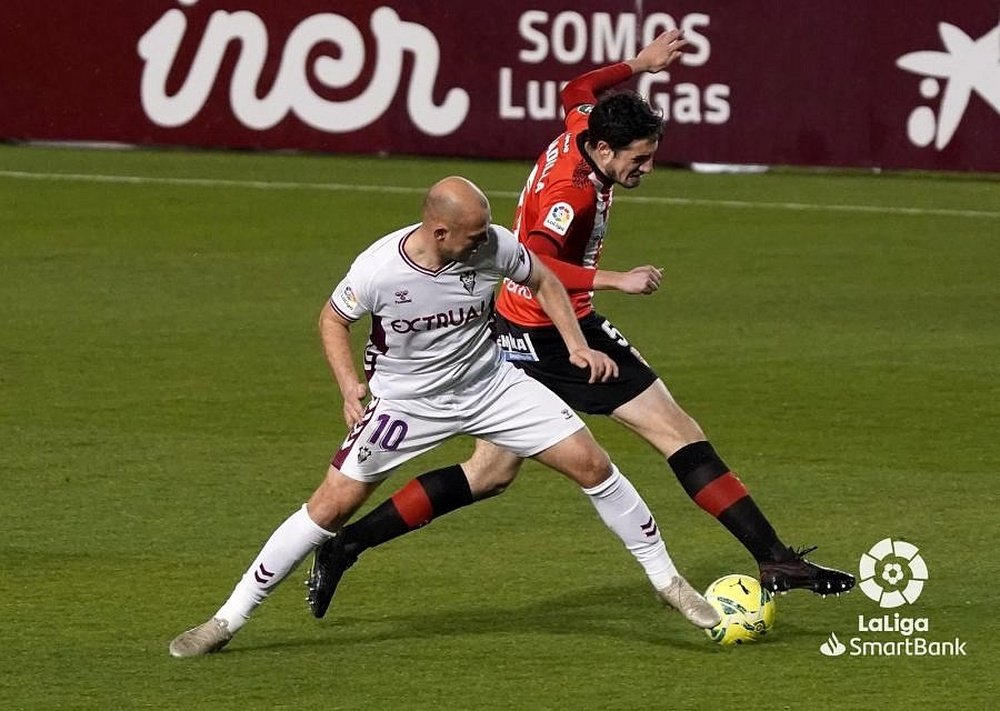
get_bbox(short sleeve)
[329,271,371,322]
[490,225,533,285]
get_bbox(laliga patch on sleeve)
[340,284,359,310]
[543,202,574,236]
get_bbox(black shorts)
[495,312,658,415]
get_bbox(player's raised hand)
[341,381,368,428]
[630,29,689,74]
[616,265,663,295]
[569,347,620,384]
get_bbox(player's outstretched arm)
[525,234,659,296]
[626,28,689,75]
[318,302,367,427]
[560,28,687,112]
[593,265,664,295]
[524,256,619,383]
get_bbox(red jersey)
[497,62,633,328]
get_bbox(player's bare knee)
[306,465,369,530]
[461,457,519,499]
[533,429,612,487]
[674,408,706,441]
[570,440,613,488]
[476,481,509,499]
[581,455,614,488]
[615,403,706,456]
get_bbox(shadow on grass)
[229,582,715,656]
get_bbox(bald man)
[309,34,855,610]
[169,177,720,658]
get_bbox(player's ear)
[433,226,448,242]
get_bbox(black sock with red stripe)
[340,465,473,558]
[667,441,787,563]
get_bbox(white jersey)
[329,223,533,399]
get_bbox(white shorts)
[332,361,585,482]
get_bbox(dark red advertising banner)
[2,1,998,171]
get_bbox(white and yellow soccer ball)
[703,574,776,646]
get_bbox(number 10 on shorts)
[368,414,408,451]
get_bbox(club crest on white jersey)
[329,223,532,399]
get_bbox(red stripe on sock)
[391,480,434,529]
[693,472,749,518]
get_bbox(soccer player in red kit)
[307,30,855,619]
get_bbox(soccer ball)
[703,574,776,646]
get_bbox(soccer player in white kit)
[168,177,718,657]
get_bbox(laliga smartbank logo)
[859,537,927,608]
[819,538,967,658]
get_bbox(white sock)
[582,465,678,590]
[215,504,333,632]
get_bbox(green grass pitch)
[1,144,997,709]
